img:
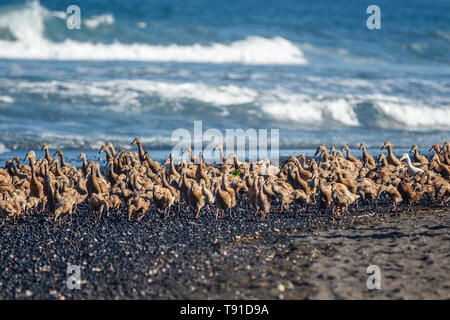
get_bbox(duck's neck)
[343,149,350,160]
[108,145,117,157]
[386,146,394,157]
[219,147,225,163]
[405,157,413,168]
[44,148,52,162]
[103,148,113,162]
[82,157,87,171]
[58,153,67,167]
[137,142,145,158]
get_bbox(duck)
[88,193,110,220]
[434,183,449,206]
[315,145,333,162]
[292,189,310,212]
[399,153,424,176]
[182,146,200,165]
[396,180,424,210]
[359,142,376,169]
[332,183,359,216]
[131,138,147,162]
[256,177,271,218]
[357,178,378,209]
[200,179,215,212]
[292,157,313,180]
[41,144,53,164]
[153,184,175,217]
[213,144,227,164]
[108,194,121,214]
[381,141,402,166]
[86,162,103,196]
[0,195,23,222]
[53,182,76,223]
[127,196,150,221]
[214,179,233,220]
[429,144,444,163]
[333,166,357,194]
[53,150,77,175]
[78,153,88,177]
[341,145,363,169]
[318,180,333,214]
[378,184,402,211]
[188,182,205,219]
[409,145,428,165]
[272,182,294,211]
[429,155,450,180]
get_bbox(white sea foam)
[84,14,115,28]
[260,93,360,127]
[0,95,14,104]
[4,78,450,130]
[0,143,9,154]
[9,79,259,107]
[372,101,450,129]
[0,36,306,64]
[0,2,305,64]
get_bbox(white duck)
[399,153,424,176]
[260,159,280,176]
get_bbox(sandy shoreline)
[308,209,450,299]
[0,202,448,300]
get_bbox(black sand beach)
[1,200,448,300]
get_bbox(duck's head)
[429,144,440,152]
[314,145,326,157]
[77,153,86,160]
[53,150,63,157]
[409,145,418,153]
[24,151,36,162]
[98,145,108,154]
[399,153,409,162]
[381,141,392,150]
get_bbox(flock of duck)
[0,138,449,224]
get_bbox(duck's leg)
[194,207,200,219]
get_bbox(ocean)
[0,0,449,163]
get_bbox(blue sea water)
[0,0,449,158]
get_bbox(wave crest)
[0,1,306,64]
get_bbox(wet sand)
[0,202,448,300]
[308,209,450,299]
